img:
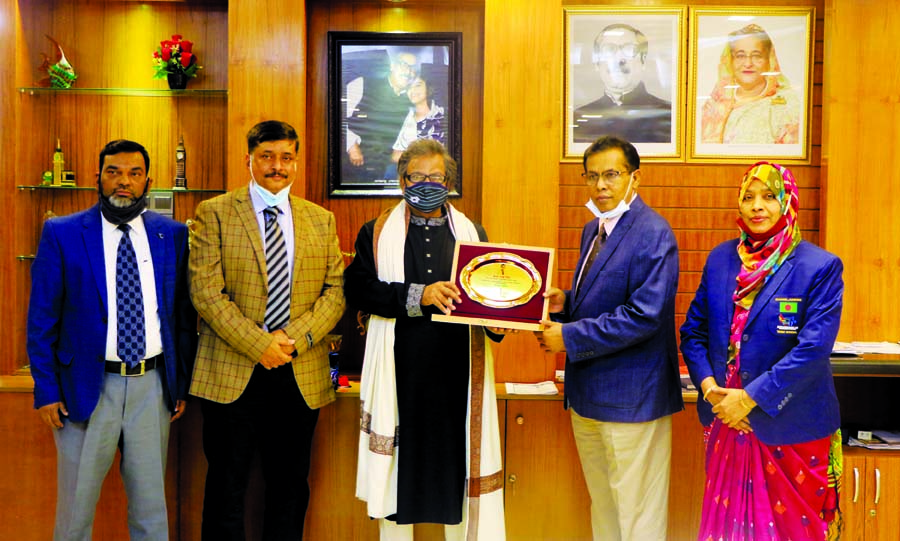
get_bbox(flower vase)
[167,72,188,90]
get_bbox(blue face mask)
[404,181,448,213]
[250,160,291,207]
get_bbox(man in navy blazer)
[537,136,682,541]
[28,139,196,540]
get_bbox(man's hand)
[259,332,296,369]
[38,402,68,429]
[535,320,566,353]
[348,143,364,166]
[422,281,462,316]
[170,400,187,422]
[543,287,566,314]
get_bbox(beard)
[108,194,137,208]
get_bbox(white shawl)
[356,201,505,539]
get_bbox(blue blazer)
[557,195,683,423]
[680,239,843,445]
[27,205,197,423]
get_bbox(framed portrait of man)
[688,7,814,163]
[327,31,462,197]
[564,7,686,162]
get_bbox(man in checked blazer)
[189,120,345,541]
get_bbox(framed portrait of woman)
[563,6,686,162]
[327,32,462,197]
[688,7,815,163]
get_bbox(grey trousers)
[53,369,171,541]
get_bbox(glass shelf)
[18,185,225,193]
[18,87,228,98]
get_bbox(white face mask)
[250,160,292,207]
[585,172,635,220]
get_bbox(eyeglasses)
[256,153,296,165]
[406,173,446,184]
[732,52,766,65]
[595,42,640,59]
[582,169,629,186]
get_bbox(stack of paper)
[505,381,559,395]
[848,430,900,450]
[849,342,900,355]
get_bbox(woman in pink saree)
[680,162,843,540]
[701,25,801,145]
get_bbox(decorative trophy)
[174,135,187,190]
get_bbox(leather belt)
[104,354,161,377]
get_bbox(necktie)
[576,223,608,296]
[264,207,290,330]
[116,224,146,367]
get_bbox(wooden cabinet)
[842,449,900,541]
[504,399,593,540]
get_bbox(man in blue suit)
[537,136,683,541]
[28,139,197,541]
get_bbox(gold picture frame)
[687,7,815,164]
[563,6,687,162]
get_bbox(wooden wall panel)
[228,0,306,193]
[1,0,19,375]
[823,0,900,341]
[482,0,562,384]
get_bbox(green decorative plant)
[152,34,202,79]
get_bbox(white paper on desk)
[872,430,900,444]
[848,437,900,450]
[831,341,860,356]
[505,381,559,395]
[850,341,900,354]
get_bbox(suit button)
[740,371,750,380]
[742,334,750,342]
[777,404,783,410]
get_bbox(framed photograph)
[432,242,555,332]
[327,31,462,197]
[688,7,815,163]
[564,7,686,162]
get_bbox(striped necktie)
[576,223,607,296]
[116,224,146,366]
[264,207,290,330]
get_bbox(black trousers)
[200,364,320,541]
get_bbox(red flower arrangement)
[152,34,201,79]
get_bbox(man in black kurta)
[346,139,506,538]
[346,214,488,524]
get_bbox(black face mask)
[97,181,149,225]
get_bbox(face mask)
[250,161,292,207]
[97,180,149,225]
[586,172,634,220]
[404,181,448,213]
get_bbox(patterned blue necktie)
[116,224,146,367]
[264,207,290,330]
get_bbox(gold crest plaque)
[460,252,542,308]
[432,241,555,331]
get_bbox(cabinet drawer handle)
[874,468,881,505]
[516,415,524,425]
[853,467,859,503]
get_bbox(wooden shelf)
[18,87,227,98]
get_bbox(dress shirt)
[103,211,163,361]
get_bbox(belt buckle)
[121,360,145,377]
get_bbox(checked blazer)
[188,187,345,408]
